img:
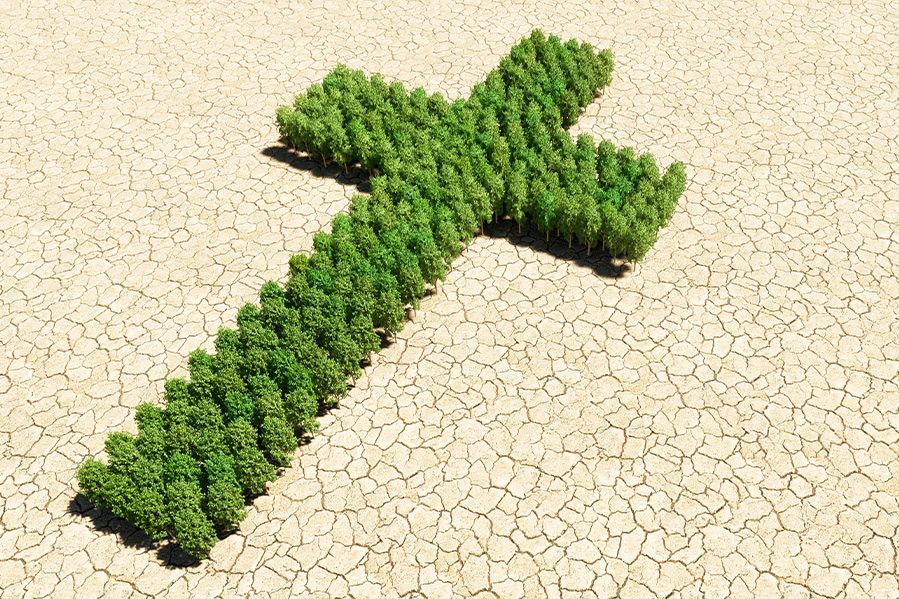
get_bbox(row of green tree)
[78,30,686,559]
[77,175,476,558]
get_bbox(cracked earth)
[2,0,898,597]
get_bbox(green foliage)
[130,482,169,541]
[204,454,246,530]
[237,303,279,377]
[281,321,346,402]
[535,191,558,240]
[77,459,108,501]
[191,399,227,462]
[105,432,141,473]
[225,418,277,495]
[284,384,319,434]
[79,458,170,541]
[164,452,202,486]
[187,349,215,404]
[248,374,285,424]
[167,479,217,560]
[79,29,686,560]
[372,270,405,336]
[260,416,296,467]
[222,391,255,423]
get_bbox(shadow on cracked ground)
[68,495,200,569]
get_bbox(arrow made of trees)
[77,30,687,560]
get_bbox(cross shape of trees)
[78,30,687,560]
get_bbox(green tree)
[247,374,286,424]
[203,453,246,530]
[128,465,168,541]
[259,281,291,336]
[596,139,620,189]
[82,468,141,535]
[281,322,346,403]
[237,304,279,377]
[190,398,227,463]
[372,269,405,338]
[489,139,511,219]
[260,416,296,467]
[322,103,351,170]
[657,161,686,225]
[187,349,215,404]
[77,459,108,504]
[284,383,319,435]
[212,329,247,406]
[577,199,603,255]
[167,479,217,560]
[431,204,461,259]
[164,451,201,485]
[556,184,580,247]
[535,191,558,241]
[506,167,529,232]
[601,200,630,258]
[224,418,276,496]
[135,402,166,460]
[165,379,196,456]
[408,226,447,285]
[347,118,373,169]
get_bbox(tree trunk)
[587,242,591,256]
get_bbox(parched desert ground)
[1,0,897,597]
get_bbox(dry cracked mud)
[1,0,898,597]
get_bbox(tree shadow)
[483,220,632,279]
[261,145,371,193]
[68,494,209,568]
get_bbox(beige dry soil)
[1,0,897,597]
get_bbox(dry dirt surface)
[2,0,898,597]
